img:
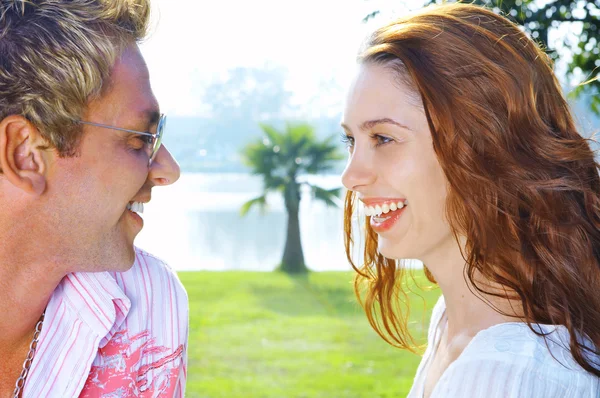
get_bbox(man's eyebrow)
[142,109,161,126]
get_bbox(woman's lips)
[369,205,406,232]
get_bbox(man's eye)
[129,135,152,150]
[139,135,154,145]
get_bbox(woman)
[341,3,600,397]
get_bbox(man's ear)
[0,115,48,196]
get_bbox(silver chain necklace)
[12,312,44,398]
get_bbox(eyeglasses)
[78,114,166,166]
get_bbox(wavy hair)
[344,2,600,375]
[0,0,150,156]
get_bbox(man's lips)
[126,196,150,215]
[127,201,145,214]
[129,195,151,205]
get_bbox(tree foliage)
[367,0,600,113]
[240,122,345,273]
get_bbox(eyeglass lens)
[150,115,166,163]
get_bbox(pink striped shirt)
[22,248,189,397]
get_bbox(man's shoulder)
[133,246,173,270]
[131,247,170,273]
[114,247,188,305]
[134,247,183,283]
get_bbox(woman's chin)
[377,239,413,261]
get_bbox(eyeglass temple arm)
[78,121,156,137]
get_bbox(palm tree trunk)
[280,181,308,273]
[280,208,307,273]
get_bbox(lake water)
[135,173,353,271]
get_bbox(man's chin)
[113,245,137,272]
[62,246,136,274]
[91,244,137,273]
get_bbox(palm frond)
[259,123,285,147]
[241,122,345,201]
[284,123,316,159]
[240,194,268,216]
[307,184,343,208]
[302,135,346,174]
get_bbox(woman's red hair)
[344,2,600,375]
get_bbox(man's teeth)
[364,201,407,217]
[126,202,144,214]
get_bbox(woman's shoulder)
[435,354,599,397]
[426,295,446,342]
[433,323,599,397]
[465,322,590,369]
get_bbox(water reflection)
[136,173,349,271]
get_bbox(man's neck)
[0,248,64,352]
[0,243,64,397]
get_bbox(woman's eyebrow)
[340,118,412,133]
[360,118,411,131]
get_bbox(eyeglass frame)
[78,113,166,166]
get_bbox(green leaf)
[418,0,600,114]
[240,194,268,217]
[308,184,343,208]
[240,122,346,212]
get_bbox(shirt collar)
[56,271,131,347]
[24,270,132,397]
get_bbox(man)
[0,0,188,396]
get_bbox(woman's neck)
[422,238,524,340]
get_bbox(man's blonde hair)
[0,0,150,156]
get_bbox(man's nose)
[148,145,181,186]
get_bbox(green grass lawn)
[179,271,440,398]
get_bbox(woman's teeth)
[364,200,407,217]
[126,202,144,214]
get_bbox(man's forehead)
[91,44,158,121]
[112,45,150,83]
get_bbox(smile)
[363,199,408,218]
[361,199,408,232]
[126,201,145,214]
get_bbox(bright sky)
[139,0,590,120]
[139,0,415,117]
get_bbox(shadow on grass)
[250,272,364,318]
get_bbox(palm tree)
[240,122,344,273]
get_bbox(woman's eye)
[374,134,393,147]
[340,133,355,148]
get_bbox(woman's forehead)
[342,63,423,129]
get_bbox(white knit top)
[407,296,600,398]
